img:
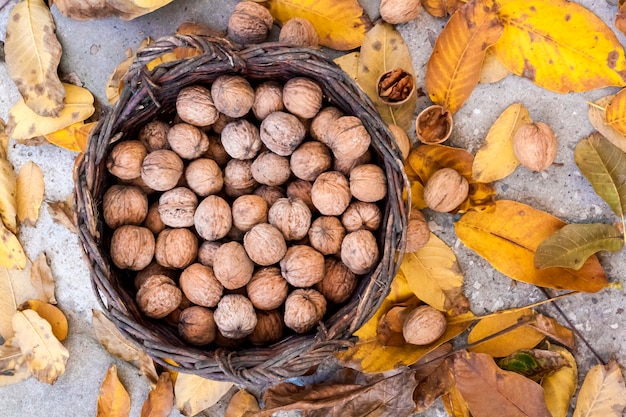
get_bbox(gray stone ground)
[0,0,624,416]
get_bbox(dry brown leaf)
[224,389,260,417]
[138,351,159,388]
[98,364,131,417]
[19,300,67,341]
[529,314,575,349]
[141,372,174,417]
[442,384,471,417]
[0,337,31,387]
[55,0,174,21]
[5,0,65,117]
[573,359,626,417]
[587,96,626,154]
[0,262,37,340]
[47,195,78,234]
[0,154,17,234]
[174,373,233,416]
[479,48,510,84]
[413,357,455,413]
[92,309,141,363]
[30,253,56,304]
[16,162,44,227]
[12,309,69,384]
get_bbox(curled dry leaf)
[16,161,44,227]
[98,364,131,417]
[573,359,626,417]
[30,253,57,304]
[479,48,510,84]
[55,0,175,21]
[19,300,67,341]
[541,345,577,417]
[141,372,174,417]
[174,373,234,417]
[5,0,65,117]
[92,310,141,363]
[587,96,626,153]
[0,337,31,387]
[528,313,575,349]
[0,262,37,339]
[47,195,78,234]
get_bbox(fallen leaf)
[541,345,577,417]
[334,52,360,82]
[141,372,173,417]
[535,223,623,270]
[176,21,224,38]
[146,47,203,72]
[43,121,86,152]
[0,221,27,270]
[406,178,427,211]
[426,0,503,114]
[573,359,626,417]
[47,196,78,234]
[138,351,159,388]
[0,337,31,387]
[497,349,568,381]
[174,373,233,416]
[19,300,67,341]
[421,0,464,17]
[413,357,455,413]
[617,3,626,37]
[455,200,608,292]
[16,161,44,227]
[0,119,9,157]
[357,22,417,131]
[472,103,531,182]
[467,308,545,357]
[265,0,371,50]
[575,133,626,220]
[55,0,174,21]
[0,156,17,234]
[12,309,68,384]
[606,88,626,137]
[74,121,97,153]
[29,253,56,304]
[492,0,626,93]
[92,310,141,363]
[529,314,575,349]
[5,0,64,117]
[587,96,626,153]
[454,351,551,417]
[442,384,471,417]
[399,233,470,315]
[224,389,260,417]
[98,364,131,417]
[0,262,37,339]
[7,83,95,140]
[479,48,511,84]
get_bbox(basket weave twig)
[74,34,409,387]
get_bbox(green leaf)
[535,224,624,270]
[574,133,626,220]
[497,349,568,382]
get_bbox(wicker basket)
[74,34,409,387]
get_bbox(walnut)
[290,141,332,181]
[423,168,469,212]
[106,140,147,180]
[167,123,210,160]
[194,195,232,241]
[136,275,182,319]
[213,242,254,289]
[232,194,268,231]
[197,241,222,267]
[341,229,379,274]
[253,185,286,207]
[284,289,327,334]
[260,111,306,156]
[388,124,411,161]
[211,75,255,118]
[103,185,148,229]
[110,225,155,271]
[227,1,273,44]
[179,263,223,307]
[144,202,165,235]
[138,120,170,152]
[282,78,323,119]
[224,159,258,197]
[280,245,325,287]
[324,116,371,161]
[350,164,387,203]
[341,201,382,232]
[247,267,289,310]
[251,151,291,186]
[185,158,223,197]
[268,197,312,240]
[380,0,421,24]
[211,113,235,135]
[310,106,342,142]
[512,122,557,172]
[120,175,156,196]
[205,134,231,167]
[243,223,287,266]
[141,150,184,191]
[279,17,319,48]
[253,81,284,120]
[248,309,283,346]
[178,306,217,345]
[286,180,315,213]
[163,293,193,328]
[158,187,198,228]
[316,258,358,304]
[406,209,430,252]
[155,228,198,269]
[402,305,447,345]
[176,85,219,127]
[311,171,351,216]
[134,261,176,289]
[221,119,262,160]
[308,216,345,255]
[377,68,415,104]
[333,149,372,177]
[214,294,257,339]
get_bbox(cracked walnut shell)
[284,289,327,334]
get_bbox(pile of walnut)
[103,75,391,347]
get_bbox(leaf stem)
[586,101,606,112]
[467,291,579,322]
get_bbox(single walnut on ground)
[512,122,557,172]
[423,168,469,213]
[284,289,327,334]
[179,263,223,308]
[107,140,147,180]
[214,294,257,339]
[279,17,319,48]
[402,305,447,345]
[110,225,155,271]
[213,242,254,290]
[155,228,198,269]
[247,267,289,310]
[243,223,287,266]
[178,306,217,345]
[406,209,430,252]
[136,275,182,319]
[227,1,273,44]
[280,245,325,287]
[103,185,148,229]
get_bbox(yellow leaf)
[479,48,511,84]
[265,0,371,50]
[0,337,31,387]
[407,179,427,210]
[426,0,503,114]
[98,364,131,417]
[400,233,469,315]
[12,309,68,384]
[0,157,18,234]
[5,0,64,117]
[467,309,545,357]
[74,122,97,153]
[333,52,360,82]
[442,384,471,417]
[55,0,174,20]
[0,262,36,339]
[0,119,9,157]
[588,95,626,154]
[573,360,626,417]
[7,83,95,140]
[141,372,174,417]
[92,310,141,363]
[224,389,260,417]
[421,0,464,18]
[174,373,234,416]
[16,161,44,227]
[30,253,56,304]
[472,103,531,182]
[0,222,27,270]
[606,88,626,138]
[146,47,203,72]
[357,22,417,131]
[19,300,67,342]
[455,200,608,292]
[44,121,85,152]
[492,0,626,93]
[541,345,577,417]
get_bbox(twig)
[0,1,12,12]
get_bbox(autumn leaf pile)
[2,0,626,416]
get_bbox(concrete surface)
[0,0,624,416]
